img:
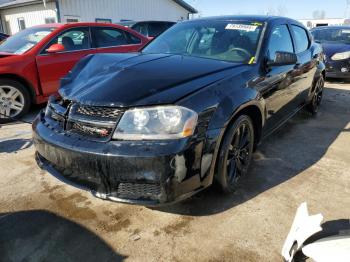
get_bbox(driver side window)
[267,25,294,61]
[43,27,91,54]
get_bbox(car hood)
[0,52,17,58]
[321,42,350,57]
[59,53,244,107]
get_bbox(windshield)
[311,28,350,44]
[142,20,264,63]
[0,27,56,54]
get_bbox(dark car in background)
[311,26,350,78]
[119,20,176,38]
[33,16,325,206]
[0,33,9,42]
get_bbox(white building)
[0,0,197,35]
[299,18,349,29]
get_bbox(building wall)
[299,18,346,29]
[58,0,189,23]
[0,2,57,35]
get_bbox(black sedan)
[311,26,350,78]
[33,16,325,206]
[119,20,176,38]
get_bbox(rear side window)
[148,23,168,37]
[92,27,140,48]
[291,25,310,53]
[267,25,294,60]
[132,23,148,36]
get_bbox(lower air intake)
[117,183,161,200]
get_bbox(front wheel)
[216,115,255,193]
[0,79,31,123]
[307,76,324,115]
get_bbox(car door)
[91,26,144,54]
[290,24,318,105]
[36,27,95,96]
[255,24,302,135]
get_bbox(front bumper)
[325,58,350,78]
[33,113,208,206]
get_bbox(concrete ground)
[0,81,349,262]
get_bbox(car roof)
[133,21,175,23]
[187,15,302,25]
[32,22,130,29]
[30,22,148,41]
[192,15,282,22]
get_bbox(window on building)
[95,18,112,24]
[291,25,310,53]
[17,18,26,31]
[66,18,79,23]
[267,25,294,61]
[45,17,56,24]
[44,27,91,53]
[92,27,141,48]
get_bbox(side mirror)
[267,51,297,67]
[46,43,65,54]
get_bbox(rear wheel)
[216,115,255,193]
[307,75,324,115]
[0,79,30,123]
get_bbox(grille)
[77,105,122,119]
[47,99,124,139]
[117,183,161,200]
[71,122,113,138]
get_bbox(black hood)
[59,53,244,107]
[321,42,350,57]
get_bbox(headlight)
[113,106,198,140]
[331,51,350,61]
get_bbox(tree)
[277,5,288,16]
[312,10,326,19]
[267,6,276,16]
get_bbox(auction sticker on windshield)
[225,23,258,31]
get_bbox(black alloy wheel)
[217,115,255,193]
[308,76,324,115]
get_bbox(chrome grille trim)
[76,105,123,119]
[46,99,124,139]
[68,114,116,128]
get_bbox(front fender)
[207,87,265,130]
[177,78,265,187]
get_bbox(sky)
[185,0,349,19]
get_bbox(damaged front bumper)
[32,112,208,206]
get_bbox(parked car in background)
[119,21,176,38]
[0,23,148,122]
[0,33,9,42]
[311,26,350,78]
[33,16,325,206]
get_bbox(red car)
[0,23,148,122]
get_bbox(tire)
[307,75,324,115]
[216,115,255,193]
[0,79,31,124]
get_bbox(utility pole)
[346,0,350,18]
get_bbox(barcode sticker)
[225,24,258,32]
